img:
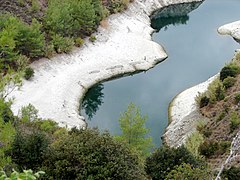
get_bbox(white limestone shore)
[164,20,240,147]
[9,0,203,128]
[163,75,217,147]
[218,20,240,42]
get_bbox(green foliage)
[0,169,45,180]
[10,130,49,171]
[199,140,230,158]
[74,37,85,47]
[115,103,153,159]
[145,146,202,180]
[185,131,204,157]
[24,67,34,80]
[0,99,14,123]
[45,0,101,38]
[230,111,240,132]
[220,63,240,81]
[42,128,147,180]
[235,93,240,104]
[19,104,39,122]
[223,76,236,89]
[165,163,212,180]
[0,14,45,71]
[222,166,240,180]
[15,19,45,58]
[89,35,97,42]
[51,34,74,53]
[0,115,16,168]
[196,92,209,108]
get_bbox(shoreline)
[164,20,240,147]
[9,0,203,128]
[163,75,217,147]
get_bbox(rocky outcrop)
[9,0,203,128]
[218,21,240,43]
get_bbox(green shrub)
[235,93,240,104]
[165,163,213,180]
[185,131,204,157]
[230,111,240,132]
[51,34,74,53]
[24,67,34,80]
[217,112,225,122]
[45,0,101,37]
[199,140,219,158]
[0,99,15,123]
[220,63,240,81]
[222,166,240,180]
[74,37,85,47]
[145,146,203,180]
[223,76,236,89]
[44,44,55,58]
[0,169,45,180]
[41,128,147,179]
[89,35,97,42]
[195,92,209,108]
[200,95,209,108]
[10,130,49,171]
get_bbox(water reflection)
[81,84,104,120]
[151,2,203,32]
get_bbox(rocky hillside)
[0,0,47,23]
[197,51,240,171]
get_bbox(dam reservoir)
[82,0,240,147]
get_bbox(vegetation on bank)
[0,0,132,77]
[194,51,240,179]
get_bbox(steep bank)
[8,0,203,128]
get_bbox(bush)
[10,130,49,171]
[89,35,97,42]
[199,140,219,158]
[165,163,212,180]
[74,37,85,47]
[230,111,240,132]
[185,131,204,157]
[145,146,203,180]
[41,128,146,179]
[44,0,101,37]
[44,44,55,58]
[51,34,74,53]
[235,93,240,104]
[223,76,236,89]
[0,99,15,123]
[222,166,240,180]
[24,67,34,80]
[220,63,240,81]
[199,95,209,108]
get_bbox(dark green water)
[82,0,240,147]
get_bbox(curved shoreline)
[164,20,240,147]
[163,75,217,147]
[9,0,203,128]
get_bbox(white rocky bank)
[9,0,203,128]
[164,20,240,147]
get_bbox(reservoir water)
[82,0,240,147]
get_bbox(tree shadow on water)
[151,2,204,32]
[81,84,104,120]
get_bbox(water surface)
[82,0,240,147]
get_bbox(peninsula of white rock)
[9,0,203,128]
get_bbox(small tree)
[115,103,153,158]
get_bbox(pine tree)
[115,103,153,158]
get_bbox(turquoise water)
[82,0,240,147]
